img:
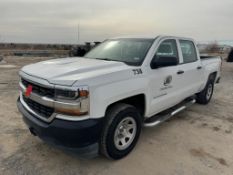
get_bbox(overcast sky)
[0,0,232,44]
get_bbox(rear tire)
[100,103,142,160]
[196,79,214,104]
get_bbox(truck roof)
[111,35,194,41]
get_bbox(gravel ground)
[0,56,233,175]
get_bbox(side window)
[179,40,197,63]
[156,39,178,58]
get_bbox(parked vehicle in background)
[69,42,101,57]
[69,46,87,57]
[0,55,3,62]
[17,35,221,159]
[227,49,233,62]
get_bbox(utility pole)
[77,23,80,45]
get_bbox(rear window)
[179,40,197,63]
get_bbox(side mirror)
[151,55,178,69]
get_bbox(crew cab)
[17,36,221,159]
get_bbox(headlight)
[55,86,89,100]
[55,89,79,100]
[54,86,89,116]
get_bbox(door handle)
[197,66,202,70]
[177,70,184,74]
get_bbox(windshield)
[84,38,154,66]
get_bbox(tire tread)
[100,103,141,159]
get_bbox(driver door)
[148,39,187,116]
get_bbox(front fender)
[89,77,148,119]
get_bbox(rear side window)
[179,40,197,63]
[156,39,178,58]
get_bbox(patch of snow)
[0,64,17,68]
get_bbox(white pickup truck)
[17,36,221,159]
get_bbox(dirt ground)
[0,56,233,175]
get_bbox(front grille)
[21,78,55,98]
[23,96,54,119]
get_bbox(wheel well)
[209,72,217,82]
[106,94,146,118]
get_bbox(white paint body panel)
[19,36,221,120]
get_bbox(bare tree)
[207,41,219,52]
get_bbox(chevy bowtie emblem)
[25,85,33,97]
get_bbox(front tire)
[100,103,142,160]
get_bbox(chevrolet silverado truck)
[17,36,221,159]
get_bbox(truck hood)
[21,57,131,86]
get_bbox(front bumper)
[17,98,103,157]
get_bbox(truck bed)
[200,56,221,66]
[200,55,222,60]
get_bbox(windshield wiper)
[95,58,114,61]
[94,57,136,66]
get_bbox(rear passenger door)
[178,40,203,97]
